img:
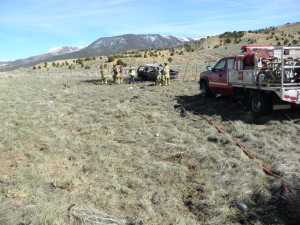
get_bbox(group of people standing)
[100,64,128,85]
[100,61,170,86]
[155,61,170,86]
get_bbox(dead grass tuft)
[68,205,126,225]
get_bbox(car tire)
[200,81,210,98]
[249,92,272,115]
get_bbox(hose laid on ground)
[186,104,292,202]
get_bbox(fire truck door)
[210,59,229,93]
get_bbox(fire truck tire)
[249,93,272,115]
[200,80,210,98]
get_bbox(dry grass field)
[0,69,299,225]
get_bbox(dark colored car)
[137,63,178,81]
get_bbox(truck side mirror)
[206,66,212,71]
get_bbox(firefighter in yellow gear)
[128,68,136,84]
[163,61,170,85]
[155,70,163,86]
[118,65,123,84]
[100,65,107,84]
[113,65,118,83]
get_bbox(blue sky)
[0,0,299,61]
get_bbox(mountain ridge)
[1,34,201,71]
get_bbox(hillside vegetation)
[192,22,300,56]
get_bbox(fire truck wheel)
[200,81,210,98]
[249,93,272,115]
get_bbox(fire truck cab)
[199,46,300,114]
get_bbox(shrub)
[68,65,75,70]
[234,38,241,44]
[248,38,257,44]
[284,39,289,45]
[225,38,231,44]
[107,55,115,62]
[219,31,244,39]
[116,59,127,67]
[184,44,194,52]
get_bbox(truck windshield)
[215,59,226,71]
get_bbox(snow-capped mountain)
[1,34,201,71]
[0,60,9,68]
[44,46,86,56]
[13,46,85,64]
[87,34,201,51]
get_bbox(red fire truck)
[199,46,300,114]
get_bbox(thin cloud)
[13,38,27,43]
[108,0,135,5]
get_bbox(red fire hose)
[187,104,291,201]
